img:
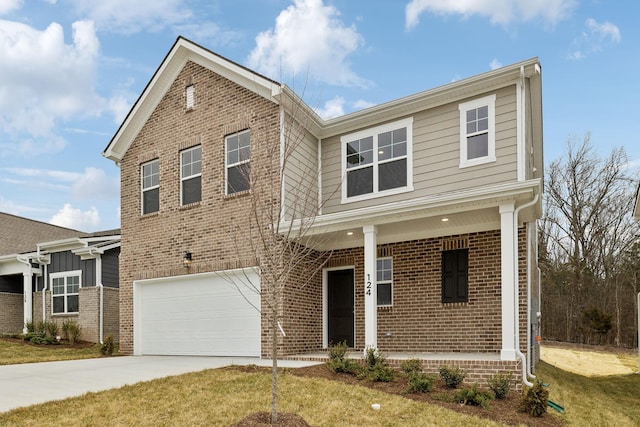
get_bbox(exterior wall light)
[183,252,193,269]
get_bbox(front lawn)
[0,337,104,365]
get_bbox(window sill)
[224,189,251,199]
[179,201,201,210]
[459,156,496,169]
[52,312,79,317]
[341,185,413,205]
[140,211,160,218]
[441,301,468,307]
[377,305,393,310]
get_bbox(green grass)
[0,367,504,427]
[0,338,104,365]
[536,361,640,426]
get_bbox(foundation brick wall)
[32,288,119,343]
[118,60,281,355]
[0,292,23,333]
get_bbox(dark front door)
[327,269,354,347]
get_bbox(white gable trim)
[104,37,283,163]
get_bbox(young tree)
[221,91,337,423]
[541,134,640,345]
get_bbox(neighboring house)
[103,37,543,387]
[0,212,120,343]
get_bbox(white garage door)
[135,269,261,357]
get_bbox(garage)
[134,268,261,357]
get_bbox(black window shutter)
[442,249,469,303]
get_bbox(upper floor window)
[51,271,81,314]
[459,94,496,168]
[226,130,251,195]
[377,257,393,307]
[442,249,468,303]
[341,117,413,202]
[181,145,201,205]
[186,85,195,109]
[141,159,159,215]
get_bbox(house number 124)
[366,274,372,296]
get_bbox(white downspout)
[90,249,104,345]
[525,222,537,380]
[513,194,539,388]
[16,255,32,333]
[42,263,48,322]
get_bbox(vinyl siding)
[102,248,119,288]
[49,251,96,287]
[320,85,518,214]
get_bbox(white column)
[22,271,33,333]
[500,203,516,360]
[363,225,377,352]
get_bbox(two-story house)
[104,37,543,387]
[0,212,120,343]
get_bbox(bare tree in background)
[540,134,640,346]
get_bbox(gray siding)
[49,251,96,287]
[102,248,120,288]
[282,115,319,221]
[321,86,518,214]
[0,274,21,293]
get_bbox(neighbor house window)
[458,94,496,167]
[181,145,201,205]
[341,117,413,202]
[377,257,393,307]
[186,84,195,109]
[442,249,468,303]
[225,130,251,195]
[51,271,81,314]
[141,159,159,214]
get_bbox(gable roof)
[634,181,640,220]
[103,36,283,163]
[0,212,87,256]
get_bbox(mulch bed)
[233,364,563,427]
[1,336,95,349]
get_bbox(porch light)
[347,231,354,236]
[441,217,449,222]
[183,252,193,269]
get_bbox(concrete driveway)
[0,356,318,413]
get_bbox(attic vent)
[377,246,392,258]
[186,85,195,109]
[441,237,468,251]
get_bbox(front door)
[327,269,354,347]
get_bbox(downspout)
[526,223,537,380]
[42,263,48,322]
[513,194,539,388]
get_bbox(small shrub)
[25,321,35,333]
[28,334,58,345]
[44,320,59,338]
[401,358,424,376]
[488,371,513,399]
[406,372,435,393]
[439,365,466,389]
[455,383,494,409]
[359,348,394,382]
[62,320,82,345]
[34,321,46,335]
[326,341,360,374]
[100,334,115,356]
[520,380,549,417]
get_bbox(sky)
[0,0,637,232]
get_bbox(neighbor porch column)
[22,271,33,333]
[363,225,377,352]
[500,203,516,360]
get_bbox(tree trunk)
[271,305,278,424]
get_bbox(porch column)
[22,271,32,333]
[363,225,377,352]
[500,203,516,360]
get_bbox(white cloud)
[568,18,622,60]
[489,58,503,70]
[248,0,368,88]
[0,195,45,216]
[71,167,119,200]
[405,0,576,29]
[352,99,376,110]
[0,0,22,15]
[49,204,100,231]
[315,96,346,120]
[67,0,192,34]
[0,19,104,143]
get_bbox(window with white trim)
[51,271,81,314]
[458,94,496,167]
[377,257,393,307]
[181,145,201,205]
[225,130,251,195]
[341,117,413,202]
[141,159,159,214]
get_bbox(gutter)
[513,194,539,388]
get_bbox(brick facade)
[0,292,23,333]
[118,60,281,354]
[32,287,119,343]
